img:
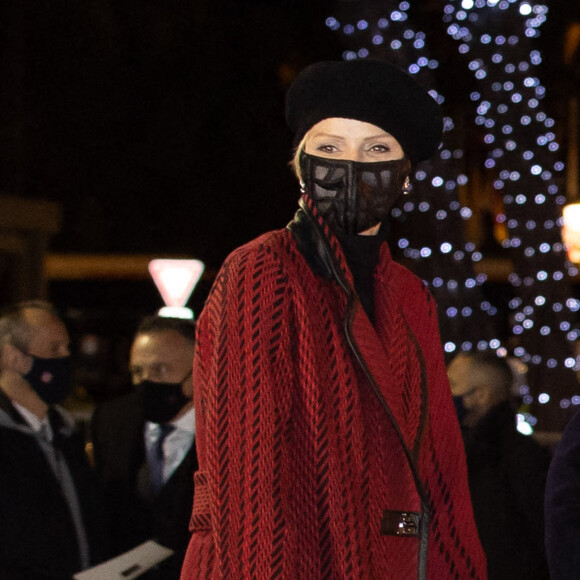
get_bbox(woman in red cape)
[181,59,487,579]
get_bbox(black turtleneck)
[336,224,387,323]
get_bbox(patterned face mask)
[299,150,411,235]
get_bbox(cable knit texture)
[181,196,486,579]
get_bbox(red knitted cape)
[181,205,486,579]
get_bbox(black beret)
[285,59,442,163]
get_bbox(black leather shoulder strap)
[286,204,334,280]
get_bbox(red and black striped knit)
[181,196,487,579]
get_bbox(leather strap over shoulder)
[286,204,334,280]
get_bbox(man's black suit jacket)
[91,390,197,578]
[0,390,108,580]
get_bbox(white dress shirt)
[12,400,53,441]
[144,407,195,486]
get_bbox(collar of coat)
[0,387,74,440]
[287,194,352,286]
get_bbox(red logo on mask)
[41,372,53,384]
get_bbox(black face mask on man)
[139,374,191,424]
[299,150,411,235]
[24,355,71,405]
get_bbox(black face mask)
[299,150,411,235]
[139,375,191,424]
[24,355,71,405]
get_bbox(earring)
[403,177,410,195]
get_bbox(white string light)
[325,0,580,428]
[324,0,501,358]
[443,0,579,426]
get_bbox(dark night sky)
[1,0,344,270]
[0,0,576,271]
[2,0,578,394]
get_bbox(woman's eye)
[316,144,337,153]
[369,144,390,152]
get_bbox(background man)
[447,351,551,580]
[91,314,197,579]
[0,300,107,579]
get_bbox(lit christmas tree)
[443,0,579,430]
[325,1,501,357]
[325,0,579,430]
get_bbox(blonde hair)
[290,135,307,184]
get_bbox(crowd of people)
[0,58,578,580]
[0,301,197,579]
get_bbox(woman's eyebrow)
[362,133,392,141]
[309,132,346,141]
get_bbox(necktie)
[38,421,52,443]
[147,424,175,495]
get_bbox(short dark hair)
[135,315,196,344]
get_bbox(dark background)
[1,0,578,402]
[1,0,344,269]
[0,0,574,269]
